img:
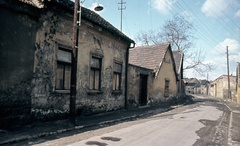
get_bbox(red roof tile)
[129,43,170,71]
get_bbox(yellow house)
[209,75,236,100]
[128,43,178,108]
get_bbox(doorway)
[139,74,148,106]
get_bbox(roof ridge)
[19,0,44,8]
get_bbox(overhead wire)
[195,0,238,39]
[163,0,226,55]
[178,0,226,55]
[208,0,239,30]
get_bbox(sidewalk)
[0,101,190,145]
[220,100,240,145]
[194,94,240,145]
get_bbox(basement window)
[56,48,72,92]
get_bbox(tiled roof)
[173,50,183,74]
[19,0,44,8]
[80,6,134,43]
[129,43,170,71]
[16,0,134,43]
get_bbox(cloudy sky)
[80,0,240,81]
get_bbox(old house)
[236,62,240,103]
[127,43,178,108]
[209,75,236,100]
[184,78,199,94]
[173,50,185,100]
[194,80,209,95]
[0,0,134,127]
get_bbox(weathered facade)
[236,62,240,103]
[128,43,178,108]
[209,75,236,99]
[0,0,134,127]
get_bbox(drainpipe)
[124,42,135,109]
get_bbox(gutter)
[125,42,135,109]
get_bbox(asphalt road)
[12,95,240,146]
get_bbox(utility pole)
[206,72,209,95]
[226,46,231,101]
[118,0,126,31]
[70,0,80,125]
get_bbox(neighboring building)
[194,80,209,95]
[236,62,240,103]
[0,0,134,127]
[184,78,200,94]
[128,43,178,108]
[209,75,236,99]
[173,50,185,100]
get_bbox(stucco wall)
[127,48,178,108]
[76,23,128,114]
[211,76,236,99]
[31,7,129,119]
[0,6,36,127]
[31,10,71,120]
[152,49,177,104]
[127,65,153,108]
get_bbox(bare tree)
[136,15,214,76]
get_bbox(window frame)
[89,56,102,91]
[113,62,122,91]
[164,79,170,97]
[55,47,72,92]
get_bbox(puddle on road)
[101,136,121,142]
[85,141,107,146]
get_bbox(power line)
[177,0,226,55]
[195,0,238,38]
[208,0,239,30]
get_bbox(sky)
[78,0,240,81]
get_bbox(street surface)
[12,95,240,146]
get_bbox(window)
[90,56,101,90]
[113,62,122,91]
[56,48,72,90]
[164,79,170,97]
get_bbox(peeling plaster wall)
[31,10,72,120]
[31,8,129,119]
[0,6,36,127]
[127,65,154,108]
[127,49,178,108]
[76,23,128,115]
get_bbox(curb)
[0,101,190,145]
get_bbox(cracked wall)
[76,23,128,115]
[31,7,129,119]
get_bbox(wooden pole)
[70,0,80,125]
[227,46,231,100]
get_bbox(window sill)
[112,90,123,95]
[55,90,70,94]
[87,90,103,95]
